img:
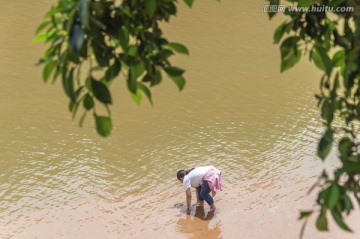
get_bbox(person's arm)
[195,189,199,204]
[185,188,191,212]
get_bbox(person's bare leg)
[209,203,216,212]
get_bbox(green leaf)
[127,45,138,57]
[312,46,332,75]
[92,40,110,67]
[312,49,325,71]
[43,61,56,83]
[105,59,121,82]
[348,155,358,162]
[321,100,333,124]
[91,77,112,104]
[69,100,75,113]
[67,50,80,64]
[163,42,189,55]
[36,21,51,34]
[169,75,186,91]
[280,37,302,72]
[183,0,194,7]
[79,112,87,127]
[331,0,347,8]
[317,129,333,160]
[153,70,162,86]
[91,66,103,72]
[85,76,92,93]
[44,30,58,44]
[339,137,352,159]
[71,99,81,119]
[145,0,157,17]
[52,64,61,83]
[90,15,107,30]
[298,0,313,7]
[145,70,163,87]
[74,86,84,102]
[274,21,293,44]
[45,5,66,18]
[332,50,345,68]
[132,63,145,79]
[95,114,112,137]
[62,67,76,102]
[83,93,94,110]
[333,30,351,49]
[299,210,313,220]
[343,195,353,215]
[164,66,185,77]
[335,163,360,179]
[274,23,286,44]
[36,58,46,66]
[343,71,356,91]
[330,73,339,100]
[268,0,279,19]
[32,33,48,43]
[127,63,145,94]
[138,82,153,104]
[80,0,89,28]
[127,67,138,94]
[130,89,143,105]
[66,9,76,32]
[324,184,340,209]
[316,212,328,231]
[118,26,129,50]
[331,209,352,232]
[92,2,105,16]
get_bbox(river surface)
[1,1,360,239]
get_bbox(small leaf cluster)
[34,0,196,136]
[269,0,360,236]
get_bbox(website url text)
[262,5,354,13]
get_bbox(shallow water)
[1,1,360,238]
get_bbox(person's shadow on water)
[176,207,221,239]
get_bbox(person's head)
[177,168,195,183]
[177,170,186,182]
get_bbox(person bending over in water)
[177,165,222,213]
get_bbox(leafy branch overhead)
[34,0,200,137]
[269,0,360,236]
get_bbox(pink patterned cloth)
[203,166,222,197]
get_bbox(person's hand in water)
[186,207,191,215]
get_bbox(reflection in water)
[177,207,220,239]
[1,0,360,239]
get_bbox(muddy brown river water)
[1,1,360,238]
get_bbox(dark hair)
[176,168,195,180]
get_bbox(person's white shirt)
[183,166,212,190]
